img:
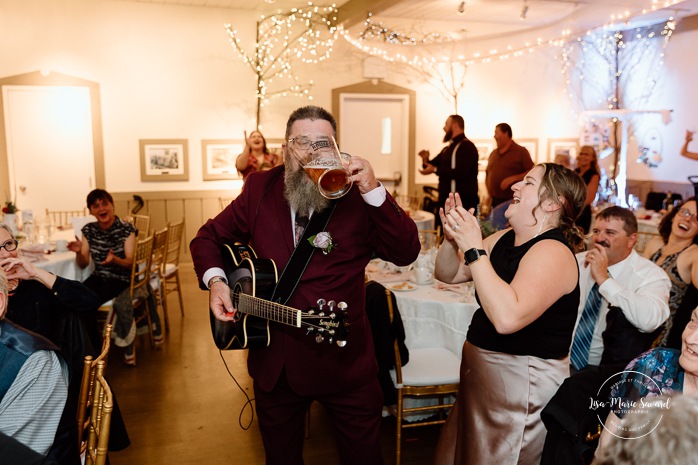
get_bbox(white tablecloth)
[410,210,435,231]
[20,229,93,281]
[367,266,477,354]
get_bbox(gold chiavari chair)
[384,287,460,465]
[150,226,170,331]
[83,361,113,465]
[161,219,185,319]
[128,214,150,238]
[77,324,112,455]
[45,208,87,227]
[418,227,442,250]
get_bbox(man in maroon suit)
[190,106,420,465]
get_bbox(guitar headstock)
[303,299,349,347]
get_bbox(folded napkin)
[433,281,464,294]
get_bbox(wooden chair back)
[45,208,87,227]
[130,235,156,346]
[163,220,184,270]
[161,219,185,323]
[129,214,150,238]
[77,324,112,454]
[83,360,113,465]
[150,226,169,327]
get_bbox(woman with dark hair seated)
[643,196,698,348]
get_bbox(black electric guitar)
[210,243,350,350]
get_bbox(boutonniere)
[308,231,335,255]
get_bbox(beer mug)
[288,132,353,199]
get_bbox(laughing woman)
[433,163,586,465]
[643,197,698,348]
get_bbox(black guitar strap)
[271,201,338,305]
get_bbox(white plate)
[388,282,417,292]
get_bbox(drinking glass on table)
[287,132,353,199]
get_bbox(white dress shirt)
[573,249,671,366]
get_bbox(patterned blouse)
[610,348,684,418]
[649,246,691,346]
[81,217,135,283]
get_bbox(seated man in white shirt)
[0,268,69,456]
[570,206,671,372]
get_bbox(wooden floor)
[107,268,442,465]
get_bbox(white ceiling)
[110,0,698,42]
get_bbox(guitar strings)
[218,349,255,430]
[238,293,345,331]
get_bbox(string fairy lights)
[225,2,339,125]
[339,0,684,66]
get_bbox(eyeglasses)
[0,239,18,252]
[678,208,697,222]
[287,136,334,152]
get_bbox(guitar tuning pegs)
[315,333,324,344]
[327,300,336,310]
[336,340,347,347]
[316,298,326,309]
[337,302,348,311]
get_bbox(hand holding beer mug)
[288,132,353,199]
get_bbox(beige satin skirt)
[435,342,569,465]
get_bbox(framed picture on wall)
[472,139,494,171]
[266,138,285,159]
[518,138,539,163]
[201,139,243,181]
[139,139,189,181]
[547,138,578,165]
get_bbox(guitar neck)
[238,293,302,327]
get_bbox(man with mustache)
[570,206,671,373]
[191,105,420,465]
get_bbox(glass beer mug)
[288,132,353,199]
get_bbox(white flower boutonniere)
[308,231,334,255]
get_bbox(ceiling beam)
[335,0,404,28]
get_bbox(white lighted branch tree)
[225,3,339,126]
[560,21,675,167]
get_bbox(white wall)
[0,0,695,197]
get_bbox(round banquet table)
[409,210,435,231]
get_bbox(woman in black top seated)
[432,163,586,465]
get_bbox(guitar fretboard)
[238,293,302,327]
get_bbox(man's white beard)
[284,160,330,216]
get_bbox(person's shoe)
[153,333,164,349]
[124,350,136,367]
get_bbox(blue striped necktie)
[570,283,603,371]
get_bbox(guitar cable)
[218,349,255,430]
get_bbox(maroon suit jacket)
[190,166,421,396]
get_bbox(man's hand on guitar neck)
[209,278,237,321]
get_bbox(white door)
[3,85,95,219]
[338,94,409,195]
